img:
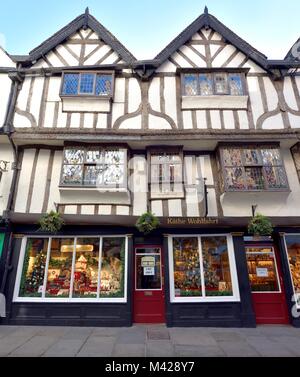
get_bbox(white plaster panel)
[262,114,284,129]
[186,193,200,217]
[56,44,78,66]
[116,206,130,216]
[201,28,212,40]
[47,51,64,67]
[288,113,300,128]
[83,113,94,128]
[210,44,221,58]
[191,44,206,57]
[96,113,108,128]
[184,156,196,185]
[211,32,222,41]
[30,77,44,122]
[130,155,147,216]
[168,199,182,217]
[0,144,14,216]
[156,60,177,73]
[32,59,50,69]
[243,60,266,73]
[180,45,206,67]
[69,32,82,40]
[199,156,214,186]
[112,103,125,126]
[182,111,193,129]
[98,205,112,215]
[247,77,264,127]
[191,32,202,40]
[84,44,111,65]
[119,115,142,129]
[80,28,93,39]
[102,51,119,64]
[238,110,249,130]
[151,201,163,217]
[114,78,126,103]
[57,102,67,128]
[128,78,141,113]
[47,77,61,102]
[172,51,193,68]
[226,52,246,67]
[0,74,11,127]
[148,77,160,112]
[44,102,56,128]
[14,149,36,213]
[88,32,99,40]
[66,43,81,57]
[149,114,172,130]
[212,45,236,67]
[196,110,207,129]
[263,77,278,111]
[81,205,95,215]
[284,77,298,111]
[223,110,235,129]
[295,77,300,97]
[207,189,218,217]
[85,44,99,56]
[70,113,80,128]
[14,113,31,128]
[164,77,177,125]
[210,110,222,129]
[47,151,63,212]
[30,150,50,213]
[64,206,77,215]
[17,77,31,111]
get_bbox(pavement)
[0,325,300,357]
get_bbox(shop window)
[284,235,300,308]
[182,72,244,96]
[245,246,280,292]
[61,147,127,188]
[219,145,289,192]
[291,143,300,182]
[149,148,184,198]
[15,236,127,302]
[61,72,114,97]
[170,235,239,302]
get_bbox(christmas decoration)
[248,213,274,236]
[136,212,160,235]
[39,211,65,233]
[23,252,46,294]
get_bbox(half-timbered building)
[1,8,300,327]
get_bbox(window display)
[171,235,237,301]
[284,235,300,307]
[16,236,127,302]
[19,238,48,297]
[246,246,280,292]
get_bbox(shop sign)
[256,268,269,278]
[144,267,155,276]
[165,217,219,226]
[141,256,156,268]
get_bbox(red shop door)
[133,246,166,324]
[246,244,290,325]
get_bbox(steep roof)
[155,7,268,70]
[285,37,300,61]
[19,8,136,65]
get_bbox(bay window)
[284,235,300,308]
[61,147,127,188]
[15,236,128,302]
[219,145,289,192]
[169,235,240,302]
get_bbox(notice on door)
[144,267,155,276]
[256,268,269,278]
[141,256,156,268]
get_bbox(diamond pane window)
[62,74,79,95]
[61,72,114,97]
[61,147,126,188]
[182,72,245,96]
[291,143,300,182]
[220,146,288,191]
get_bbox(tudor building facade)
[1,8,300,327]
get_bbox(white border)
[168,234,241,303]
[13,235,129,304]
[283,234,300,310]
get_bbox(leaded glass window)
[291,143,300,182]
[182,72,245,96]
[220,146,289,192]
[61,147,127,188]
[61,72,114,97]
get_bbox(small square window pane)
[261,149,282,166]
[228,74,243,95]
[102,150,125,164]
[62,165,83,185]
[215,73,228,94]
[62,74,79,95]
[183,74,198,96]
[264,166,288,189]
[245,167,265,190]
[244,149,261,165]
[199,74,213,95]
[64,149,84,164]
[96,75,113,96]
[80,73,95,94]
[86,150,101,163]
[223,148,242,166]
[84,166,100,186]
[225,167,245,190]
[98,164,124,186]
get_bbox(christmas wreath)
[136,212,160,235]
[248,213,274,236]
[39,211,65,233]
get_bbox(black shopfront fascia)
[2,223,258,328]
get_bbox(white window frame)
[134,247,163,292]
[13,235,129,304]
[168,234,240,303]
[283,234,300,309]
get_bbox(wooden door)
[246,244,290,325]
[133,246,166,324]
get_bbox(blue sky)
[0,0,299,59]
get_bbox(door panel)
[133,246,166,324]
[246,244,290,325]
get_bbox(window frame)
[60,71,115,99]
[168,234,240,303]
[291,142,300,183]
[180,68,248,97]
[283,234,300,310]
[13,235,129,303]
[218,144,290,193]
[60,146,128,189]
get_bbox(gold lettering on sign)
[166,218,219,225]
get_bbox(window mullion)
[69,237,77,299]
[198,236,206,298]
[77,74,81,95]
[42,237,52,298]
[97,236,103,299]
